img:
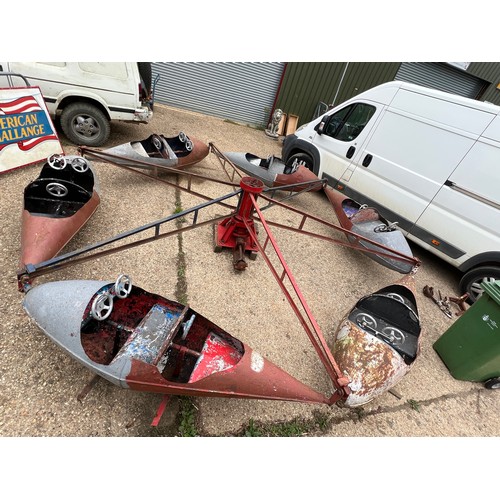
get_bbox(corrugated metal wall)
[395,62,487,98]
[274,62,400,126]
[151,62,285,127]
[468,62,500,105]
[150,62,500,127]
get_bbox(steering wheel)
[178,131,187,143]
[46,182,68,197]
[152,135,163,151]
[71,157,89,173]
[91,292,114,321]
[185,139,193,152]
[48,154,67,170]
[355,312,377,330]
[386,293,405,303]
[382,326,405,344]
[113,274,132,298]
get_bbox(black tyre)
[484,377,500,390]
[60,102,111,147]
[459,266,500,304]
[286,152,314,173]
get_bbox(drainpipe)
[331,62,349,108]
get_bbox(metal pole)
[331,62,349,107]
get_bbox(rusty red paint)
[125,345,330,404]
[20,156,100,269]
[274,165,322,191]
[20,190,100,267]
[151,394,171,426]
[189,333,242,383]
[215,177,265,269]
[20,156,424,412]
[247,192,351,398]
[78,282,331,405]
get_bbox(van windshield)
[324,103,376,142]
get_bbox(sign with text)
[0,86,63,174]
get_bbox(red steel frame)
[18,144,420,409]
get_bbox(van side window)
[324,103,376,142]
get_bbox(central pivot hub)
[214,177,265,270]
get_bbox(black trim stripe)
[108,106,136,114]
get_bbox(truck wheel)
[60,102,111,147]
[286,152,314,173]
[484,377,500,389]
[459,266,500,304]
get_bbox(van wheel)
[60,102,110,147]
[459,266,500,304]
[286,153,314,173]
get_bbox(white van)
[0,62,153,146]
[282,81,500,302]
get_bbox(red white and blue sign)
[0,87,63,174]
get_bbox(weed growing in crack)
[240,416,327,437]
[178,397,198,436]
[407,399,421,412]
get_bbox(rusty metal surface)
[324,185,415,273]
[215,177,264,270]
[125,344,330,404]
[87,133,209,170]
[18,161,426,408]
[17,189,240,289]
[20,190,100,267]
[23,278,331,405]
[224,151,322,192]
[246,191,351,401]
[332,319,411,407]
[2,104,499,441]
[332,273,423,407]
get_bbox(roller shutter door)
[151,62,285,127]
[395,62,486,98]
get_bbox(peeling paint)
[332,278,422,407]
[251,351,264,372]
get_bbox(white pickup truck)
[0,62,153,146]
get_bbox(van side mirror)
[315,116,329,135]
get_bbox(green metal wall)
[275,62,400,126]
[275,62,500,126]
[468,62,500,105]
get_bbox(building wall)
[274,62,400,126]
[468,62,500,105]
[151,62,286,127]
[275,62,500,126]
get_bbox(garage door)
[395,62,487,99]
[151,62,285,127]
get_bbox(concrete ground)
[1,103,499,444]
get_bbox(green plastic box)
[433,281,500,382]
